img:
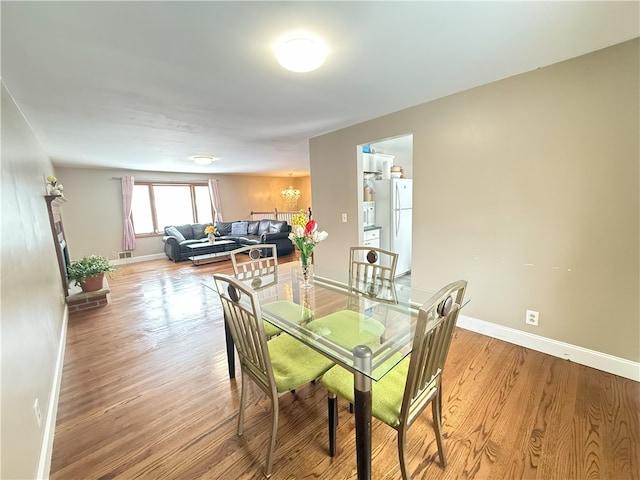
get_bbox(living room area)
[53,166,313,265]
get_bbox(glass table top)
[233,265,469,381]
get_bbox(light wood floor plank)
[50,256,640,479]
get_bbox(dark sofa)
[162,219,293,262]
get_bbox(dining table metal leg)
[223,313,235,378]
[353,345,372,480]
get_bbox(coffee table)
[186,240,236,265]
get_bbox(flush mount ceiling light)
[274,31,328,73]
[191,155,216,165]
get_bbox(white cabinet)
[363,228,380,248]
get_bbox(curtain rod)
[111,177,212,183]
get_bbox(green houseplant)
[67,254,115,292]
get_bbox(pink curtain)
[208,178,223,222]
[122,176,136,251]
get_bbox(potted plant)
[67,254,115,292]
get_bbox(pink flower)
[288,219,328,259]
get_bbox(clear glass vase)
[300,254,312,288]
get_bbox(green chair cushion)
[262,300,313,337]
[268,334,334,393]
[322,354,409,427]
[263,320,282,338]
[306,310,385,350]
[265,300,313,324]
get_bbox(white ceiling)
[2,1,638,176]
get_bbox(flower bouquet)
[289,212,328,287]
[204,225,217,243]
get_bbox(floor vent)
[118,251,133,259]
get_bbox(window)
[131,182,214,235]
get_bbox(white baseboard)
[111,252,166,266]
[37,305,68,480]
[457,314,640,382]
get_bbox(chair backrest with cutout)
[400,280,467,428]
[230,244,278,282]
[349,246,399,293]
[213,273,275,395]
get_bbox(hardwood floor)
[50,256,640,479]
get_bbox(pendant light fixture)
[281,173,301,207]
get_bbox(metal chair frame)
[230,244,278,282]
[325,279,468,480]
[213,273,330,478]
[349,246,399,293]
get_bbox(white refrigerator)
[373,178,412,276]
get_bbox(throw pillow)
[231,221,249,235]
[165,226,186,242]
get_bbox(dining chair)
[213,273,334,478]
[229,244,312,337]
[230,244,278,282]
[305,246,399,350]
[348,246,399,293]
[321,279,468,480]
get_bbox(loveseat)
[162,219,293,262]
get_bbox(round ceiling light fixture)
[192,155,216,165]
[274,31,328,73]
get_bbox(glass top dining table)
[247,265,439,381]
[208,263,468,480]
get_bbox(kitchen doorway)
[357,134,413,280]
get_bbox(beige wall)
[54,167,311,261]
[1,83,66,478]
[311,39,639,362]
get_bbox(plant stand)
[66,278,111,313]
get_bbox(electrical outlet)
[526,309,539,326]
[341,213,348,223]
[33,398,42,427]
